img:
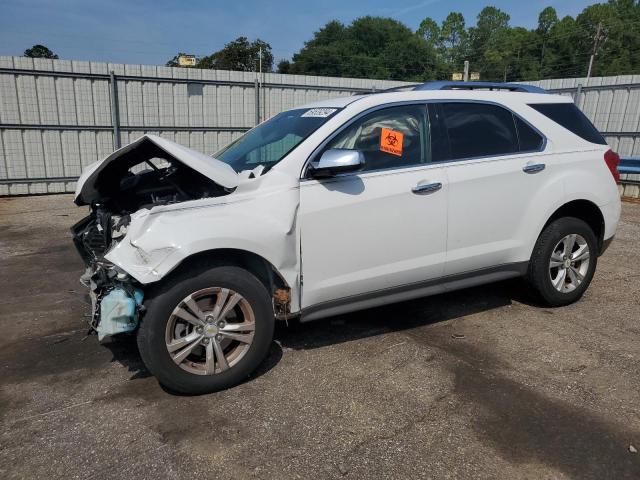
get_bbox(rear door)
[428,102,549,275]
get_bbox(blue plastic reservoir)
[97,288,144,341]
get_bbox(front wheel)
[527,217,598,307]
[137,265,275,394]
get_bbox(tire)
[137,265,274,394]
[527,217,598,307]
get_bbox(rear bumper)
[600,198,621,241]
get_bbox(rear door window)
[437,102,519,160]
[528,103,606,145]
[428,102,545,161]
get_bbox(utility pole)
[258,47,263,123]
[463,60,469,82]
[586,22,605,80]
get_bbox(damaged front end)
[72,206,145,340]
[72,135,239,340]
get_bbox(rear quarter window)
[528,103,607,145]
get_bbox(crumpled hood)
[74,134,239,205]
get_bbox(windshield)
[215,107,340,172]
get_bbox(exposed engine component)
[72,135,239,340]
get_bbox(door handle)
[412,182,442,195]
[523,163,546,174]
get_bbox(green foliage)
[198,37,273,72]
[167,38,274,71]
[284,1,640,81]
[286,16,444,81]
[24,45,58,59]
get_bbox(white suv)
[73,81,621,394]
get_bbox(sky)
[0,0,600,66]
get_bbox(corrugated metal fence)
[1,55,639,197]
[0,56,407,195]
[526,76,640,197]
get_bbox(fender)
[520,150,618,261]
[105,172,302,312]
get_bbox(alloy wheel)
[165,287,256,375]
[548,233,590,293]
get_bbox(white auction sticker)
[302,108,338,118]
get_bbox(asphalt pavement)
[0,194,638,479]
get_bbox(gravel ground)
[0,194,639,480]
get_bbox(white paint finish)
[105,170,302,311]
[443,151,558,274]
[74,134,239,205]
[69,86,622,318]
[299,166,448,308]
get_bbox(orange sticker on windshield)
[380,128,404,156]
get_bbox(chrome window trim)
[299,99,548,181]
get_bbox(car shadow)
[275,278,528,351]
[103,278,529,394]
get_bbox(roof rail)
[413,81,548,94]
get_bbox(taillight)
[604,149,620,183]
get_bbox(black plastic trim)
[300,262,529,322]
[600,236,615,256]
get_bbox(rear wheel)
[527,217,597,307]
[137,265,274,394]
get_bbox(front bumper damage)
[73,207,146,341]
[80,266,144,341]
[71,135,241,340]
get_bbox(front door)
[298,104,448,310]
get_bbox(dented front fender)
[105,172,302,312]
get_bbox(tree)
[467,7,512,81]
[164,1,640,81]
[277,59,291,74]
[537,7,558,71]
[24,44,58,59]
[440,12,468,69]
[417,17,441,49]
[286,16,442,81]
[198,37,273,72]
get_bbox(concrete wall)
[1,55,639,196]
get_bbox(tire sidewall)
[530,217,598,306]
[137,265,274,394]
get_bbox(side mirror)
[309,149,365,178]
